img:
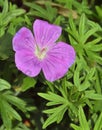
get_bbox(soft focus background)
[0,0,102,130]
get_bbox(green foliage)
[0,89,26,129]
[55,0,92,14]
[38,83,79,129]
[0,0,102,130]
[0,122,30,130]
[24,1,57,22]
[38,91,69,128]
[78,106,90,130]
[37,12,102,129]
[95,5,102,20]
[71,107,102,130]
[0,0,25,37]
[66,14,102,65]
[0,33,12,60]
[94,113,102,130]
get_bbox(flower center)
[35,45,47,60]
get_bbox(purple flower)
[12,19,75,82]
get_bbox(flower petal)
[42,42,75,82]
[33,19,62,48]
[13,27,35,52]
[15,50,41,77]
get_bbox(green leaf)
[0,2,25,37]
[0,125,5,130]
[2,0,8,14]
[94,113,102,130]
[24,2,49,20]
[24,2,57,22]
[38,92,67,104]
[21,77,36,91]
[82,27,100,44]
[85,91,102,100]
[2,9,25,26]
[45,2,57,21]
[57,106,67,123]
[79,13,86,37]
[0,99,12,130]
[0,97,22,128]
[73,63,81,88]
[43,104,68,129]
[86,50,102,65]
[85,37,102,46]
[0,91,25,129]
[5,101,22,121]
[68,16,79,40]
[71,124,82,130]
[95,71,101,94]
[0,79,11,91]
[86,44,102,52]
[93,101,102,112]
[38,91,70,128]
[4,95,26,112]
[13,122,30,130]
[79,106,90,130]
[24,2,46,15]
[95,6,102,19]
[0,33,13,60]
[78,67,96,91]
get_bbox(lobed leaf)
[38,92,67,103]
[43,104,68,129]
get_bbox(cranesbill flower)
[12,19,75,82]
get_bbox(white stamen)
[35,45,47,60]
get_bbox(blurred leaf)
[0,33,12,60]
[2,0,8,14]
[71,124,82,130]
[95,5,102,19]
[85,91,102,100]
[0,78,11,91]
[93,101,102,112]
[0,123,30,130]
[4,101,22,121]
[79,13,86,37]
[13,123,30,130]
[35,0,78,18]
[73,0,92,15]
[0,99,12,130]
[4,94,26,112]
[94,113,102,130]
[2,9,25,26]
[0,125,5,130]
[85,50,102,65]
[79,106,90,130]
[21,77,36,91]
[24,2,57,22]
[0,0,25,37]
[0,90,26,129]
